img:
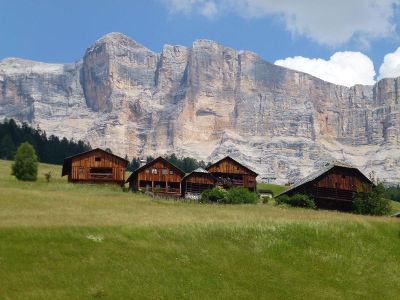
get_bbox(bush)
[275,194,289,205]
[276,194,316,209]
[11,142,38,181]
[353,183,391,216]
[223,187,259,204]
[261,196,269,204]
[200,187,227,203]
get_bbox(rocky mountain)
[1,32,399,184]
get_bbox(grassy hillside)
[0,160,399,299]
[257,182,287,195]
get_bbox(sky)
[1,0,400,87]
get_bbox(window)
[169,170,174,175]
[90,168,112,174]
[145,169,150,173]
[95,157,101,162]
[152,168,158,174]
[79,167,84,175]
[162,169,168,175]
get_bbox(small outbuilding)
[126,157,185,197]
[206,156,258,192]
[61,148,128,186]
[277,162,373,211]
[182,168,216,199]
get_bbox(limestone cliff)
[1,32,399,184]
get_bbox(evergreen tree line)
[126,153,211,173]
[0,119,91,164]
[384,185,400,202]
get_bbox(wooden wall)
[207,158,257,190]
[185,173,215,185]
[314,168,365,191]
[285,166,371,211]
[137,160,183,183]
[69,149,126,184]
[207,159,252,175]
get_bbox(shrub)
[200,187,227,203]
[275,194,289,205]
[44,171,51,183]
[276,194,316,209]
[223,187,259,204]
[353,183,391,216]
[261,196,269,204]
[11,142,38,181]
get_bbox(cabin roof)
[277,161,372,197]
[206,156,258,176]
[126,156,185,182]
[182,167,217,181]
[61,148,129,176]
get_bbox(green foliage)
[0,119,91,164]
[223,187,259,204]
[11,142,38,181]
[0,134,16,160]
[261,196,269,204]
[126,156,141,172]
[384,184,400,202]
[353,183,391,216]
[44,171,51,183]
[165,153,210,173]
[275,194,289,205]
[200,187,227,203]
[276,194,316,209]
[201,187,258,204]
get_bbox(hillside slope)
[0,160,399,299]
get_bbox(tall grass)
[0,160,399,299]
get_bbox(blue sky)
[1,0,400,86]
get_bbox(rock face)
[1,32,399,184]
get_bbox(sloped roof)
[126,156,185,182]
[182,167,217,181]
[61,148,128,176]
[277,161,372,197]
[206,156,258,176]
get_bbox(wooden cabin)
[182,168,216,199]
[62,148,128,186]
[277,162,373,211]
[206,156,258,192]
[126,157,185,197]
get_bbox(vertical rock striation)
[0,32,399,184]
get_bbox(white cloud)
[201,1,218,18]
[275,52,376,87]
[162,0,218,18]
[162,0,400,46]
[378,47,400,79]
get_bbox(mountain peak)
[90,32,150,52]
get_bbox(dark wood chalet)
[62,148,128,186]
[277,162,373,211]
[126,157,185,197]
[182,168,216,199]
[206,156,258,192]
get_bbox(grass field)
[0,160,399,299]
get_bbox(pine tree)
[0,134,16,160]
[11,142,38,181]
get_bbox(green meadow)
[0,160,399,299]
